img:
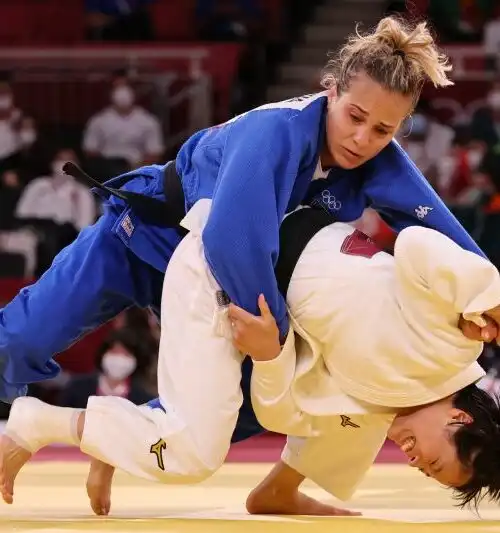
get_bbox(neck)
[320,144,336,170]
[115,106,133,116]
[102,374,126,388]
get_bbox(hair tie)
[394,49,405,59]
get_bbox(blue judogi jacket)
[177,92,484,338]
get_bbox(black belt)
[63,161,188,234]
[63,161,334,297]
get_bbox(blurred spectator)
[398,100,454,178]
[477,344,500,395]
[15,148,97,274]
[85,0,156,42]
[0,79,28,173]
[197,0,262,41]
[59,329,155,408]
[434,130,486,205]
[0,169,38,277]
[112,307,159,395]
[484,7,500,73]
[0,169,23,231]
[470,81,500,148]
[16,148,96,233]
[113,307,158,350]
[83,75,164,179]
[480,141,500,192]
[467,141,500,263]
[12,117,46,181]
[452,138,493,207]
[0,77,44,181]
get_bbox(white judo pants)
[80,204,245,484]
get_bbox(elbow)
[394,225,425,257]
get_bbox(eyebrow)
[350,104,396,129]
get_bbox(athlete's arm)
[246,460,360,516]
[202,114,306,341]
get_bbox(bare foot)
[86,458,115,516]
[0,435,32,504]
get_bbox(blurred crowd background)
[0,0,500,417]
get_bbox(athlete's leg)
[1,228,246,505]
[81,229,245,481]
[84,357,266,515]
[0,208,162,403]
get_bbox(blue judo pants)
[0,207,265,444]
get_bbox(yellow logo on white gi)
[150,438,167,471]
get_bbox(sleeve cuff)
[251,325,296,397]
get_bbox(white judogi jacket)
[181,201,500,501]
[250,221,500,500]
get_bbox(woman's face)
[324,71,414,169]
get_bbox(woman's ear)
[451,409,473,425]
[327,85,337,103]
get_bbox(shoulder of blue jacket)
[224,92,328,126]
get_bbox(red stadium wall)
[0,0,284,44]
[10,43,244,127]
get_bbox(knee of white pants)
[156,232,243,476]
[81,396,229,484]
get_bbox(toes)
[90,499,101,516]
[102,500,111,516]
[90,497,110,516]
[0,477,13,505]
[0,436,32,505]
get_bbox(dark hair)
[452,384,500,509]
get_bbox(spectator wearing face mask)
[484,6,500,72]
[453,138,492,208]
[0,80,28,173]
[15,148,97,274]
[434,129,474,203]
[83,77,164,180]
[471,81,500,147]
[0,169,38,277]
[397,99,454,178]
[4,116,47,183]
[59,329,155,408]
[16,148,96,233]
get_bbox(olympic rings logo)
[321,190,342,211]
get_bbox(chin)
[334,151,365,170]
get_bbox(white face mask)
[468,149,483,170]
[101,352,137,380]
[437,155,456,182]
[19,129,36,147]
[487,90,500,110]
[111,86,134,109]
[0,94,12,110]
[51,160,67,177]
